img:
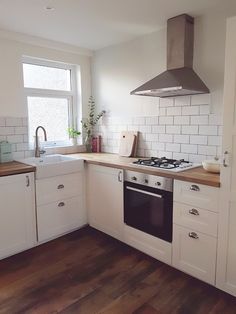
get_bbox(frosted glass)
[28,97,69,143]
[23,63,71,91]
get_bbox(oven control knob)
[144,179,148,184]
[131,176,137,181]
[155,181,161,186]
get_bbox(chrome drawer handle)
[57,184,64,189]
[190,184,200,192]
[189,208,199,216]
[188,232,199,239]
[58,202,65,207]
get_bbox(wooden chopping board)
[119,131,138,157]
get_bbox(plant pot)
[70,138,77,146]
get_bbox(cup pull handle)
[189,208,199,216]
[57,184,64,189]
[190,184,200,192]
[188,232,199,239]
[58,202,65,207]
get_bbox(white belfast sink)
[21,154,84,179]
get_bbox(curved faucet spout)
[35,126,47,157]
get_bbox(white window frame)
[22,56,78,147]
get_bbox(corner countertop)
[68,153,220,188]
[0,161,36,177]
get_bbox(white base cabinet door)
[87,164,123,241]
[37,196,86,242]
[0,173,36,260]
[36,171,86,243]
[172,225,217,285]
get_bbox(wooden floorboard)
[0,226,235,314]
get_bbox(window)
[23,57,79,146]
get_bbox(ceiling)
[0,0,236,51]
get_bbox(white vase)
[70,138,77,146]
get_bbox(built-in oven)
[124,171,173,243]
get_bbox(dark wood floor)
[0,227,236,314]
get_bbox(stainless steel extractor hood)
[130,14,209,98]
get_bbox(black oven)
[124,171,173,243]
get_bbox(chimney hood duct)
[131,14,209,98]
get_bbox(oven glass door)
[124,181,173,242]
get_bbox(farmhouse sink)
[21,154,84,179]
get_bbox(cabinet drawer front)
[173,202,218,237]
[37,172,83,205]
[174,180,219,212]
[172,224,217,284]
[37,196,86,242]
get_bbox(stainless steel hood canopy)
[131,14,209,98]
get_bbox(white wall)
[0,35,92,117]
[92,10,229,116]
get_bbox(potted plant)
[68,128,81,146]
[81,96,105,152]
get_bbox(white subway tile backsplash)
[146,133,159,141]
[6,135,24,143]
[152,125,165,133]
[160,98,174,107]
[94,95,222,162]
[182,106,199,116]
[174,96,191,107]
[6,117,22,127]
[174,116,190,125]
[198,145,217,156]
[209,114,223,125]
[191,94,211,106]
[133,117,146,125]
[190,115,208,125]
[181,144,198,154]
[173,152,189,161]
[166,125,181,134]
[159,116,174,125]
[174,134,189,144]
[200,105,210,115]
[166,143,181,152]
[159,134,173,143]
[182,125,199,134]
[145,116,159,125]
[159,108,166,116]
[0,127,14,135]
[152,142,165,151]
[14,126,27,135]
[139,125,152,133]
[167,107,181,116]
[199,125,218,136]
[208,136,222,146]
[190,135,208,145]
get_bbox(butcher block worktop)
[0,161,36,177]
[69,153,220,187]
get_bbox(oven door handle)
[126,186,163,198]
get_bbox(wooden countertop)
[68,153,220,187]
[0,161,36,177]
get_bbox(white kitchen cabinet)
[173,180,219,285]
[172,225,217,285]
[216,16,236,297]
[0,173,36,260]
[36,171,86,243]
[87,164,123,241]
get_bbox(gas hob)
[132,157,200,172]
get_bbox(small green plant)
[67,128,81,138]
[81,96,105,138]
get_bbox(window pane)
[28,97,70,143]
[23,63,71,91]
